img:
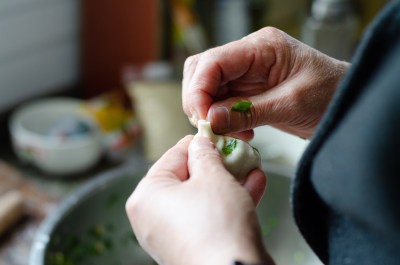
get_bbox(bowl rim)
[9,97,101,148]
[28,160,294,265]
[29,157,151,265]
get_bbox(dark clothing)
[292,1,400,264]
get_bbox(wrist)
[233,261,274,265]
[177,236,273,265]
[204,238,275,265]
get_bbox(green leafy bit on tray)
[260,216,279,238]
[106,193,119,208]
[231,101,252,112]
[46,224,139,265]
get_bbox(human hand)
[126,135,275,265]
[182,27,350,139]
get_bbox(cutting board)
[0,160,57,265]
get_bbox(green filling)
[222,139,237,156]
[252,146,259,154]
[231,101,252,112]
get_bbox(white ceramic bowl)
[9,98,103,176]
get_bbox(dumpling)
[196,120,261,183]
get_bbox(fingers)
[146,135,194,182]
[182,55,204,126]
[225,129,255,142]
[206,87,293,134]
[188,136,228,179]
[243,169,267,206]
[182,28,283,125]
[189,136,266,206]
[182,27,296,133]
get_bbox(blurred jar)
[301,0,360,60]
[257,0,308,39]
[214,0,251,45]
[125,62,195,161]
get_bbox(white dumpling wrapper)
[196,120,261,183]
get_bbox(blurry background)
[0,0,391,265]
[0,0,389,111]
[0,0,390,164]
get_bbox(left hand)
[182,27,350,139]
[126,135,274,265]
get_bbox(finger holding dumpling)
[196,120,261,183]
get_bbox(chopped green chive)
[106,193,119,208]
[252,146,259,154]
[222,139,237,156]
[88,225,105,239]
[231,101,252,112]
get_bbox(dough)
[196,120,261,183]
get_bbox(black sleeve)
[292,0,400,264]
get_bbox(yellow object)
[84,92,134,132]
[83,91,142,154]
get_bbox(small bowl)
[9,98,103,176]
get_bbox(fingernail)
[209,106,230,131]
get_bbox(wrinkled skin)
[182,27,349,139]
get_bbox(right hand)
[182,27,350,139]
[126,136,274,265]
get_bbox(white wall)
[0,0,80,111]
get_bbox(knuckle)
[193,148,221,161]
[259,26,287,42]
[125,191,140,216]
[243,106,260,130]
[258,26,290,52]
[245,26,285,47]
[125,178,149,216]
[248,106,261,129]
[230,103,260,131]
[184,54,197,69]
[183,55,200,79]
[190,148,223,170]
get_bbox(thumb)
[206,93,286,134]
[188,136,229,179]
